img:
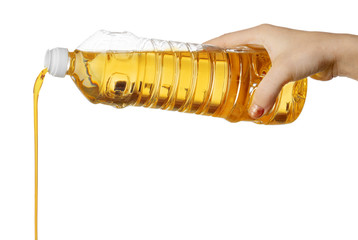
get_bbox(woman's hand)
[204,24,358,119]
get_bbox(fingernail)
[249,104,264,119]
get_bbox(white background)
[1,0,358,239]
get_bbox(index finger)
[203,25,266,48]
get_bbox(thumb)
[248,63,292,119]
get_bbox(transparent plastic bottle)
[44,30,307,124]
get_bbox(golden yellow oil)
[68,48,307,124]
[33,46,306,240]
[33,68,47,240]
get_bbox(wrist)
[335,34,358,80]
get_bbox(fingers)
[203,25,268,48]
[248,63,292,119]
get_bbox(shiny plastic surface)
[68,31,307,124]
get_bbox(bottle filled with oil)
[44,30,307,124]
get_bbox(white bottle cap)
[44,48,69,78]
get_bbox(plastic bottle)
[44,30,307,124]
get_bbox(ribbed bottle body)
[68,40,306,124]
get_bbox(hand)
[204,24,358,119]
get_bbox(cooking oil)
[67,48,307,124]
[34,32,307,240]
[33,68,47,240]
